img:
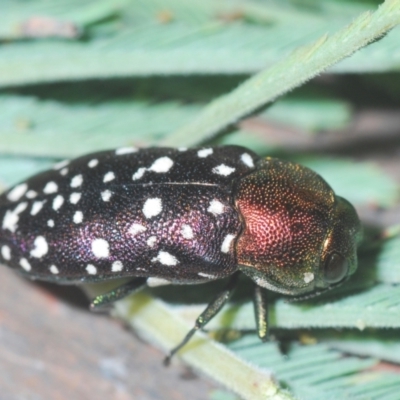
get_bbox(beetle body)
[0,145,360,294]
[0,145,361,359]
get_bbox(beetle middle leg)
[164,272,240,365]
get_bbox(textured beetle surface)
[0,145,361,296]
[0,147,257,284]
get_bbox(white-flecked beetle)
[0,146,361,362]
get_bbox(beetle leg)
[253,284,269,342]
[90,277,147,310]
[164,272,240,365]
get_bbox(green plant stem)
[112,292,295,400]
[162,0,400,147]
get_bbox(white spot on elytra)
[304,272,315,284]
[143,198,162,219]
[52,195,64,211]
[14,202,28,214]
[20,258,31,272]
[88,159,98,168]
[115,147,137,155]
[197,148,213,158]
[70,174,83,188]
[31,200,46,216]
[112,261,123,272]
[2,202,28,232]
[149,157,174,173]
[91,238,109,258]
[1,245,11,260]
[132,168,146,181]
[60,168,68,176]
[207,200,225,215]
[103,172,115,183]
[178,147,187,152]
[151,251,178,266]
[30,236,48,258]
[70,192,81,204]
[129,223,146,236]
[47,219,55,227]
[7,183,28,202]
[73,211,83,224]
[43,181,58,194]
[147,277,171,287]
[198,272,217,279]
[53,160,69,170]
[50,265,59,274]
[146,236,157,247]
[181,224,194,239]
[212,164,235,176]
[26,190,37,199]
[241,153,254,168]
[86,264,97,275]
[12,202,27,214]
[101,190,112,202]
[221,234,235,253]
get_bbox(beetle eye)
[324,253,348,284]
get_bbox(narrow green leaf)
[0,95,198,158]
[162,0,400,146]
[264,96,352,133]
[376,235,400,283]
[0,0,126,39]
[0,156,54,189]
[316,330,400,364]
[0,92,354,159]
[297,157,399,207]
[1,1,400,87]
[215,130,277,154]
[107,292,295,400]
[273,284,400,329]
[227,339,400,400]
[177,283,400,331]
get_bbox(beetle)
[0,145,361,362]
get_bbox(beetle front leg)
[164,272,240,365]
[253,284,269,342]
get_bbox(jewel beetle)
[0,145,361,362]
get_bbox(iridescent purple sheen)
[0,146,257,284]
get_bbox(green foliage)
[376,234,400,282]
[1,0,400,86]
[0,94,199,158]
[264,96,352,133]
[297,157,398,207]
[1,0,400,399]
[228,338,400,400]
[0,0,125,39]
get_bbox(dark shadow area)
[32,280,90,309]
[3,75,249,104]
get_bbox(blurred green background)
[1,1,400,399]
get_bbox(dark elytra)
[0,145,361,361]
